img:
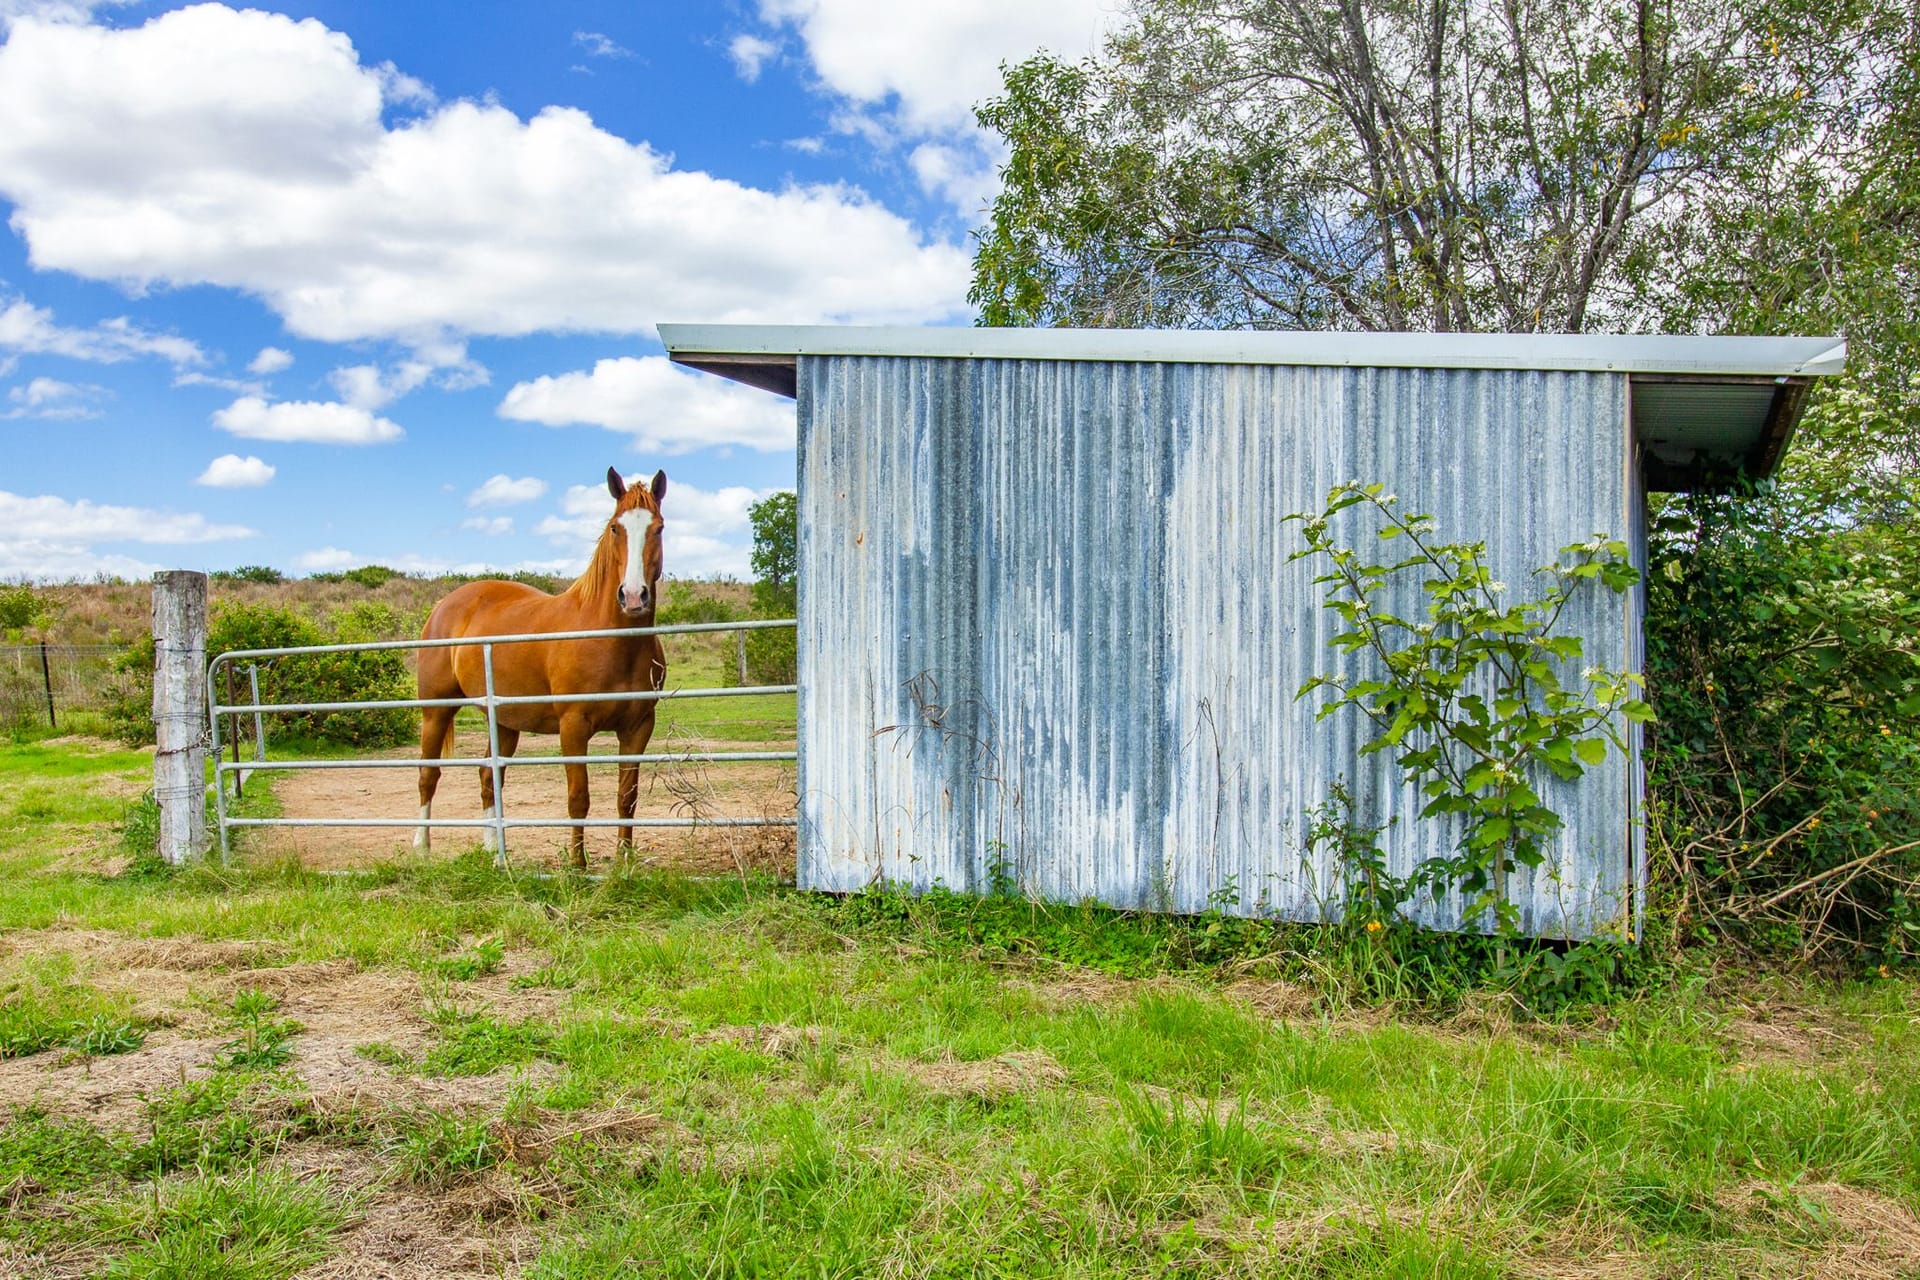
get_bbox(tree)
[749,491,798,597]
[743,490,799,685]
[972,0,1892,335]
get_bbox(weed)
[120,792,163,863]
[421,1010,554,1076]
[216,989,302,1071]
[0,1107,122,1199]
[433,935,506,980]
[353,1040,413,1068]
[392,1110,501,1187]
[123,1073,305,1178]
[68,1013,146,1057]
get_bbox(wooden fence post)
[152,571,208,864]
[39,640,55,729]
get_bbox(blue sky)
[0,0,1109,581]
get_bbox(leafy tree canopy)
[974,0,1910,343]
[749,491,798,593]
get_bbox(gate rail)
[208,619,798,863]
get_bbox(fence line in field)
[0,642,129,729]
[206,618,799,865]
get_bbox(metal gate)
[207,619,797,863]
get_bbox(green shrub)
[1646,489,1920,960]
[104,637,157,746]
[107,602,416,749]
[211,566,285,584]
[313,564,404,588]
[0,582,46,630]
[1,662,48,736]
[657,582,744,626]
[733,581,797,687]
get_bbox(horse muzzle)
[618,584,653,616]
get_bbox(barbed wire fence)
[0,643,129,732]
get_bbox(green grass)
[89,1172,342,1280]
[0,737,150,867]
[0,952,146,1058]
[391,1110,502,1186]
[0,736,1916,1277]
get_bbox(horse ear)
[650,470,667,503]
[606,467,626,501]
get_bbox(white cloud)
[295,546,358,573]
[4,376,109,419]
[0,5,971,350]
[729,33,778,81]
[296,545,573,578]
[461,515,514,535]
[174,370,267,396]
[0,489,254,543]
[498,356,794,454]
[194,453,275,487]
[0,539,162,581]
[247,346,293,375]
[573,30,631,59]
[329,346,487,411]
[212,396,403,445]
[910,140,1003,215]
[0,294,206,367]
[466,474,547,508]
[755,0,1109,135]
[536,477,768,578]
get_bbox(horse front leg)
[616,715,656,857]
[415,706,456,851]
[559,712,593,872]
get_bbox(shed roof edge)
[660,324,1845,380]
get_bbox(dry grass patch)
[0,1032,222,1127]
[1709,1180,1920,1279]
[690,1022,826,1058]
[1720,1000,1870,1066]
[899,1048,1069,1101]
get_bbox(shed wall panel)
[795,356,1643,937]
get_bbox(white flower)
[1488,581,1507,594]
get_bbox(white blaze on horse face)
[616,508,658,612]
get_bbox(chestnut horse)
[415,467,667,869]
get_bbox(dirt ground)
[249,726,796,878]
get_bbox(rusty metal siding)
[796,355,1644,938]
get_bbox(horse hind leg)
[478,726,520,861]
[415,706,458,850]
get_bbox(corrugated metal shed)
[662,326,1842,938]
